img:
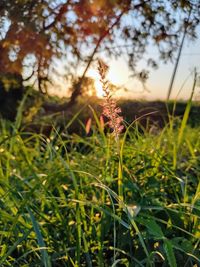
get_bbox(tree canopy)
[0,0,199,107]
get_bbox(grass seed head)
[98,59,124,140]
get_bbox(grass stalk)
[173,69,197,169]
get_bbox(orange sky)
[94,34,200,101]
[48,31,200,101]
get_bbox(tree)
[0,0,199,113]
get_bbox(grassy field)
[0,101,200,266]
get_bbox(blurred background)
[0,0,200,124]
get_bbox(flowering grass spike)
[98,59,124,140]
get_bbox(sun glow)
[88,65,126,98]
[87,68,104,97]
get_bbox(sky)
[13,2,197,102]
[49,33,200,101]
[53,28,200,101]
[86,31,200,101]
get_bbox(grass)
[0,63,200,266]
[0,99,200,267]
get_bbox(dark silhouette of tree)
[0,0,199,114]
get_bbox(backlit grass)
[0,108,200,266]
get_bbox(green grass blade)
[163,239,177,267]
[177,70,197,148]
[0,228,32,266]
[28,208,52,267]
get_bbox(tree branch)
[43,0,70,31]
[43,1,151,113]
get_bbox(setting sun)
[88,60,128,98]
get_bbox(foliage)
[0,105,199,266]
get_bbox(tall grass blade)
[163,239,177,267]
[177,70,197,148]
[15,87,31,130]
[28,208,52,267]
